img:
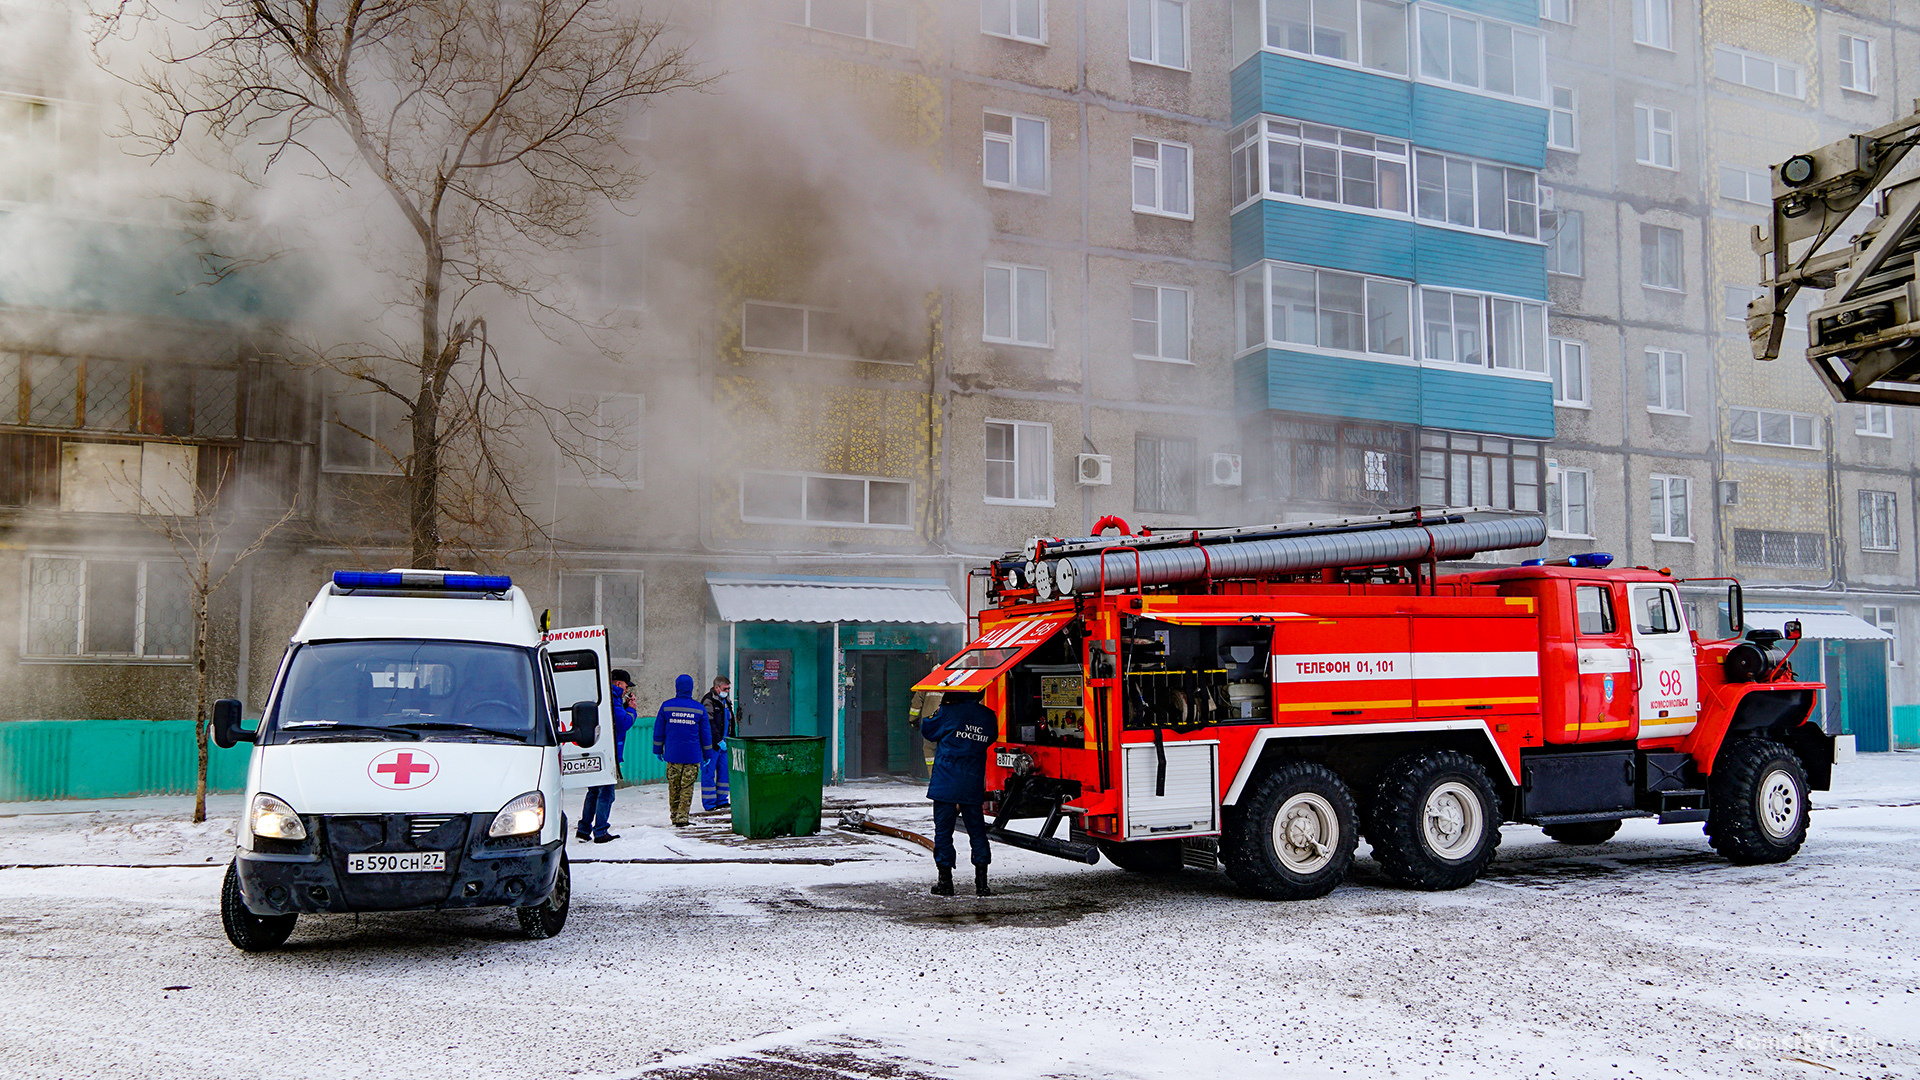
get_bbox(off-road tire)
[1707,739,1809,865]
[1221,760,1358,900]
[517,852,571,939]
[1542,820,1622,845]
[1366,750,1502,890]
[221,861,297,952]
[1096,838,1184,874]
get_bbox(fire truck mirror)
[1784,619,1803,640]
[1727,583,1744,633]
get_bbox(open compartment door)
[544,625,618,789]
[914,613,1076,692]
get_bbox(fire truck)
[913,510,1852,900]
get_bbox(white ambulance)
[211,570,619,951]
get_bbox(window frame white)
[1712,44,1804,99]
[983,262,1052,347]
[1540,0,1572,26]
[1718,163,1769,205]
[1415,4,1548,104]
[983,418,1055,506]
[1261,0,1415,79]
[1649,474,1692,542]
[1631,0,1671,51]
[1132,283,1193,363]
[1838,34,1876,95]
[1549,337,1588,408]
[1857,403,1893,438]
[1231,117,1413,217]
[1413,148,1541,239]
[557,570,645,664]
[1128,0,1189,71]
[1729,406,1821,450]
[1645,349,1686,415]
[982,0,1046,45]
[982,109,1050,194]
[1546,465,1595,539]
[1419,285,1548,374]
[1545,207,1582,277]
[21,554,191,661]
[1131,136,1194,219]
[1640,223,1683,292]
[558,391,644,488]
[1633,103,1676,169]
[739,469,916,530]
[1862,604,1898,661]
[741,300,910,364]
[1547,84,1577,151]
[1861,489,1899,552]
[777,0,916,47]
[1234,261,1416,361]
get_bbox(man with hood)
[653,674,713,828]
[918,689,997,896]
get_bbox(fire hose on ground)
[838,808,1101,865]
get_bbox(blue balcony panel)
[1444,0,1541,23]
[1233,200,1415,277]
[1232,52,1413,134]
[1410,83,1548,169]
[1415,225,1548,300]
[1238,348,1557,441]
[1421,366,1555,439]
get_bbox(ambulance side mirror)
[210,699,253,749]
[564,701,600,746]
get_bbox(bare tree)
[100,0,704,565]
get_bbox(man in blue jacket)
[576,669,638,843]
[654,674,713,827]
[919,690,998,896]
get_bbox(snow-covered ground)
[1,758,1916,1080]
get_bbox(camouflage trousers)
[665,762,700,826]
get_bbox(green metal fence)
[0,720,255,802]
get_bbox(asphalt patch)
[767,881,1107,928]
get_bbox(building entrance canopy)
[706,574,966,625]
[1743,607,1891,642]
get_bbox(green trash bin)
[729,735,827,838]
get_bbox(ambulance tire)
[1096,838,1183,874]
[221,861,296,952]
[1707,739,1808,865]
[1221,761,1358,901]
[1367,750,1501,891]
[1542,820,1621,845]
[517,852,571,940]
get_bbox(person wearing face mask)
[575,669,636,844]
[699,676,733,812]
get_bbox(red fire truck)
[914,511,1850,900]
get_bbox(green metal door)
[1844,640,1892,752]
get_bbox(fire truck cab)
[916,511,1850,900]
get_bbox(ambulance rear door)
[544,625,619,789]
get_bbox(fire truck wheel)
[1367,751,1501,891]
[517,852,571,940]
[1542,820,1622,845]
[1096,839,1184,874]
[221,861,297,952]
[1707,739,1809,865]
[1221,761,1358,900]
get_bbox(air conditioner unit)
[1076,453,1112,486]
[1207,453,1243,487]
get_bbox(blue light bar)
[1522,558,1544,567]
[332,571,512,592]
[1568,552,1614,568]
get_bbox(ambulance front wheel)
[1221,761,1358,900]
[1366,750,1501,891]
[221,861,297,952]
[517,851,571,939]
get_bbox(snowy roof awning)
[1743,608,1891,642]
[707,573,966,625]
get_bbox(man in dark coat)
[919,690,998,896]
[699,676,733,812]
[653,674,713,827]
[575,668,637,843]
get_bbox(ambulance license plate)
[347,851,446,874]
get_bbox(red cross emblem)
[369,749,438,789]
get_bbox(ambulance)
[211,570,619,950]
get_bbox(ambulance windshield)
[269,640,546,744]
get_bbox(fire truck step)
[1657,809,1710,824]
[1528,811,1654,826]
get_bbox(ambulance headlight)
[249,793,307,840]
[489,791,545,837]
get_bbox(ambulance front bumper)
[233,812,563,915]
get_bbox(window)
[1417,287,1547,372]
[1549,338,1588,407]
[740,471,914,528]
[580,234,646,309]
[1545,208,1583,276]
[1548,85,1577,151]
[1632,0,1671,50]
[1234,262,1411,358]
[1414,151,1539,237]
[1575,584,1616,635]
[0,354,235,437]
[1419,432,1542,511]
[1641,224,1682,291]
[1729,406,1820,449]
[983,110,1048,192]
[559,393,643,486]
[1733,529,1825,569]
[1135,435,1196,514]
[1546,466,1593,537]
[558,571,643,662]
[323,376,410,474]
[776,0,914,46]
[24,555,190,660]
[1234,118,1411,213]
[1634,104,1675,168]
[1713,45,1803,98]
[1861,490,1898,551]
[983,263,1051,346]
[1541,0,1572,25]
[1862,606,1897,657]
[1132,284,1191,362]
[1838,35,1875,94]
[1857,404,1893,438]
[1131,138,1192,218]
[1650,475,1690,540]
[742,301,908,363]
[984,420,1052,504]
[1128,0,1187,69]
[1718,164,1769,205]
[983,0,1044,44]
[1631,586,1683,634]
[1265,0,1410,75]
[1645,349,1685,413]
[1268,418,1412,506]
[1416,6,1545,101]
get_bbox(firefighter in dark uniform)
[919,690,998,897]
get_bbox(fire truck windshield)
[950,647,1021,669]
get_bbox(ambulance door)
[1569,582,1636,743]
[545,625,619,789]
[1626,584,1698,740]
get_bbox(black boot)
[931,867,954,896]
[975,866,993,897]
